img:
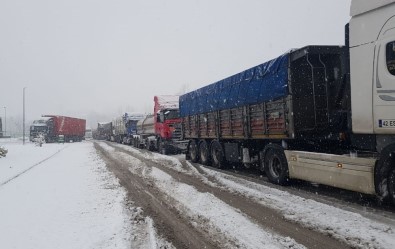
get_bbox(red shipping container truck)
[30,115,86,143]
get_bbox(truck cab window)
[157,112,166,123]
[386,41,395,76]
[164,109,179,120]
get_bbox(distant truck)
[181,1,395,204]
[95,122,112,140]
[30,115,86,143]
[133,95,187,154]
[0,117,3,137]
[85,128,93,140]
[113,113,145,144]
[112,116,125,143]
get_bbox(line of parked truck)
[30,1,395,205]
[94,95,187,154]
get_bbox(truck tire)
[159,139,168,155]
[146,139,154,151]
[375,146,395,201]
[211,140,225,169]
[389,167,395,205]
[189,140,199,163]
[264,147,289,185]
[199,140,211,165]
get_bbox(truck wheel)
[375,147,395,201]
[264,148,289,185]
[199,140,211,165]
[389,167,395,205]
[159,139,168,155]
[189,140,199,163]
[145,139,153,151]
[211,140,225,169]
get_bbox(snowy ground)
[116,150,303,248]
[2,138,395,249]
[0,139,133,249]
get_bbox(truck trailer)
[180,1,395,204]
[133,95,187,154]
[30,115,86,143]
[113,116,126,143]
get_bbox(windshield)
[30,126,47,132]
[163,109,179,120]
[32,119,48,125]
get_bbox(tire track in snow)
[0,146,68,187]
[104,141,349,249]
[94,142,221,249]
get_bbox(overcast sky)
[0,0,351,130]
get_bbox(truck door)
[373,16,395,134]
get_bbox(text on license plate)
[379,119,395,127]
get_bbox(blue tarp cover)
[179,53,289,117]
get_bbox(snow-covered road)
[1,139,395,249]
[105,141,395,249]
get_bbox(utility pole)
[23,87,26,144]
[3,106,5,137]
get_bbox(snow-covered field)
[0,139,132,249]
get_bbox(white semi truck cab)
[286,0,395,203]
[350,1,395,137]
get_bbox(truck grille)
[172,124,182,140]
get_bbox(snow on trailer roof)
[350,0,395,16]
[123,112,145,120]
[154,95,179,109]
[42,115,85,121]
[32,117,51,126]
[33,117,51,122]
